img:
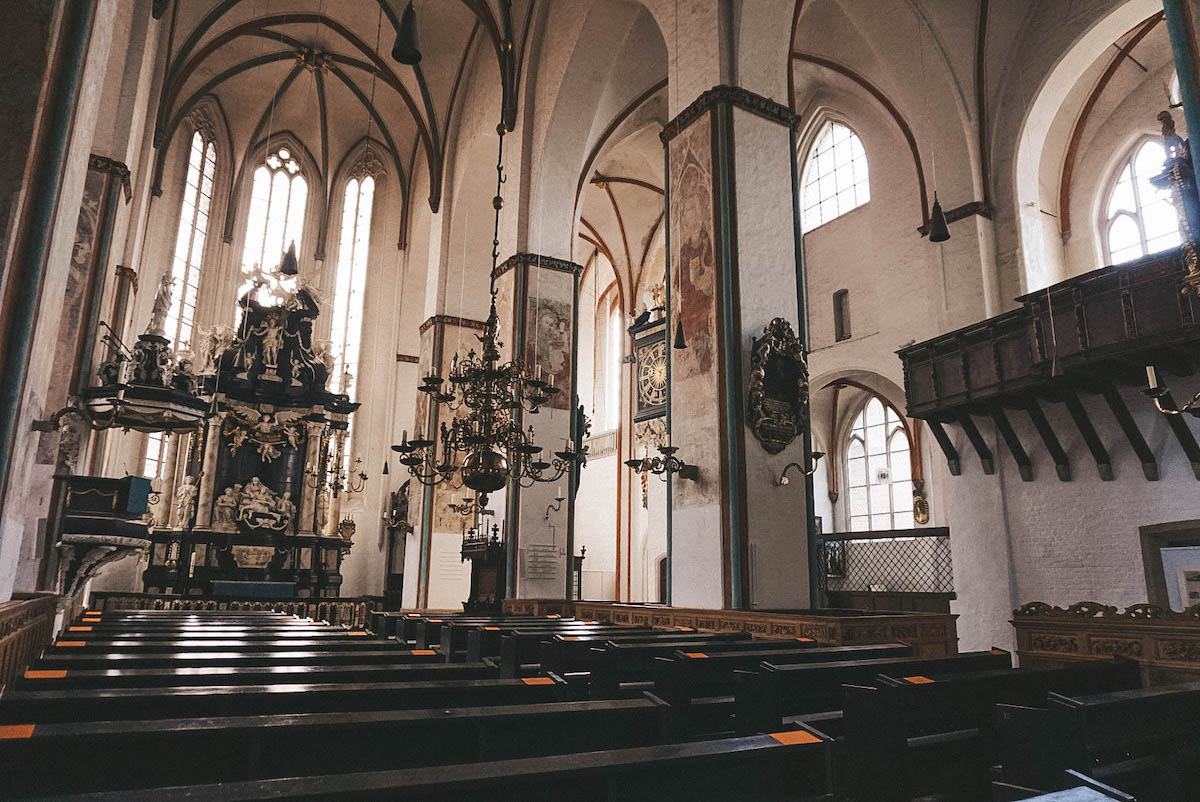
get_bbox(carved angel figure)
[195,324,237,373]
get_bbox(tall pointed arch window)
[1103,139,1181,265]
[801,121,870,233]
[144,128,218,479]
[238,145,308,310]
[330,174,375,398]
[845,396,912,531]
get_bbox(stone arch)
[1007,0,1162,295]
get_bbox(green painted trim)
[504,263,529,598]
[566,268,581,599]
[714,103,747,609]
[662,145,674,606]
[1164,0,1200,193]
[789,128,821,607]
[0,0,96,505]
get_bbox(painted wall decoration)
[668,113,720,509]
[37,169,105,465]
[524,292,572,411]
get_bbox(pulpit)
[461,524,506,613]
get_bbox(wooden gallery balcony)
[899,248,1200,483]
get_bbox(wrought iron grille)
[817,527,953,596]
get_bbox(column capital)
[418,314,487,335]
[493,252,583,281]
[661,84,798,144]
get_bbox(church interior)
[2,0,1200,798]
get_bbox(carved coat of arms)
[748,318,809,454]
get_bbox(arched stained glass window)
[845,396,913,532]
[145,128,218,479]
[238,146,307,312]
[1104,139,1181,265]
[801,121,870,233]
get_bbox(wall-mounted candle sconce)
[776,452,824,486]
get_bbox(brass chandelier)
[393,123,582,512]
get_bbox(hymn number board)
[631,317,668,422]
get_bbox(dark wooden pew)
[32,647,445,671]
[28,731,829,801]
[840,660,1142,802]
[993,769,1137,802]
[15,660,498,690]
[41,635,394,653]
[440,618,619,662]
[54,627,377,641]
[0,676,570,723]
[465,618,619,661]
[1,697,668,797]
[589,637,825,695]
[539,630,750,675]
[997,681,1200,799]
[737,649,1014,732]
[655,642,912,704]
[412,614,566,649]
[499,626,658,676]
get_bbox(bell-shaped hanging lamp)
[673,319,687,350]
[280,241,299,275]
[392,1,422,65]
[928,192,951,243]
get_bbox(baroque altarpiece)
[143,268,359,598]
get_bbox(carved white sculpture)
[146,273,175,337]
[173,475,198,526]
[213,485,240,530]
[238,477,276,518]
[316,488,330,534]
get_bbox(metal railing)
[817,527,954,599]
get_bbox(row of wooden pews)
[1,607,1194,799]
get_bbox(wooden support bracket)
[1063,390,1112,481]
[1101,383,1158,481]
[925,419,961,476]
[989,406,1033,481]
[1025,400,1071,481]
[1158,391,1200,480]
[954,412,995,475]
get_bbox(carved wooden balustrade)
[1011,600,1200,685]
[502,599,959,658]
[0,592,57,686]
[87,591,381,629]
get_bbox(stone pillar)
[161,434,183,527]
[0,0,97,501]
[662,86,811,610]
[298,420,325,535]
[492,253,582,600]
[409,314,486,609]
[194,413,225,529]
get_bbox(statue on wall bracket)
[748,318,810,455]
